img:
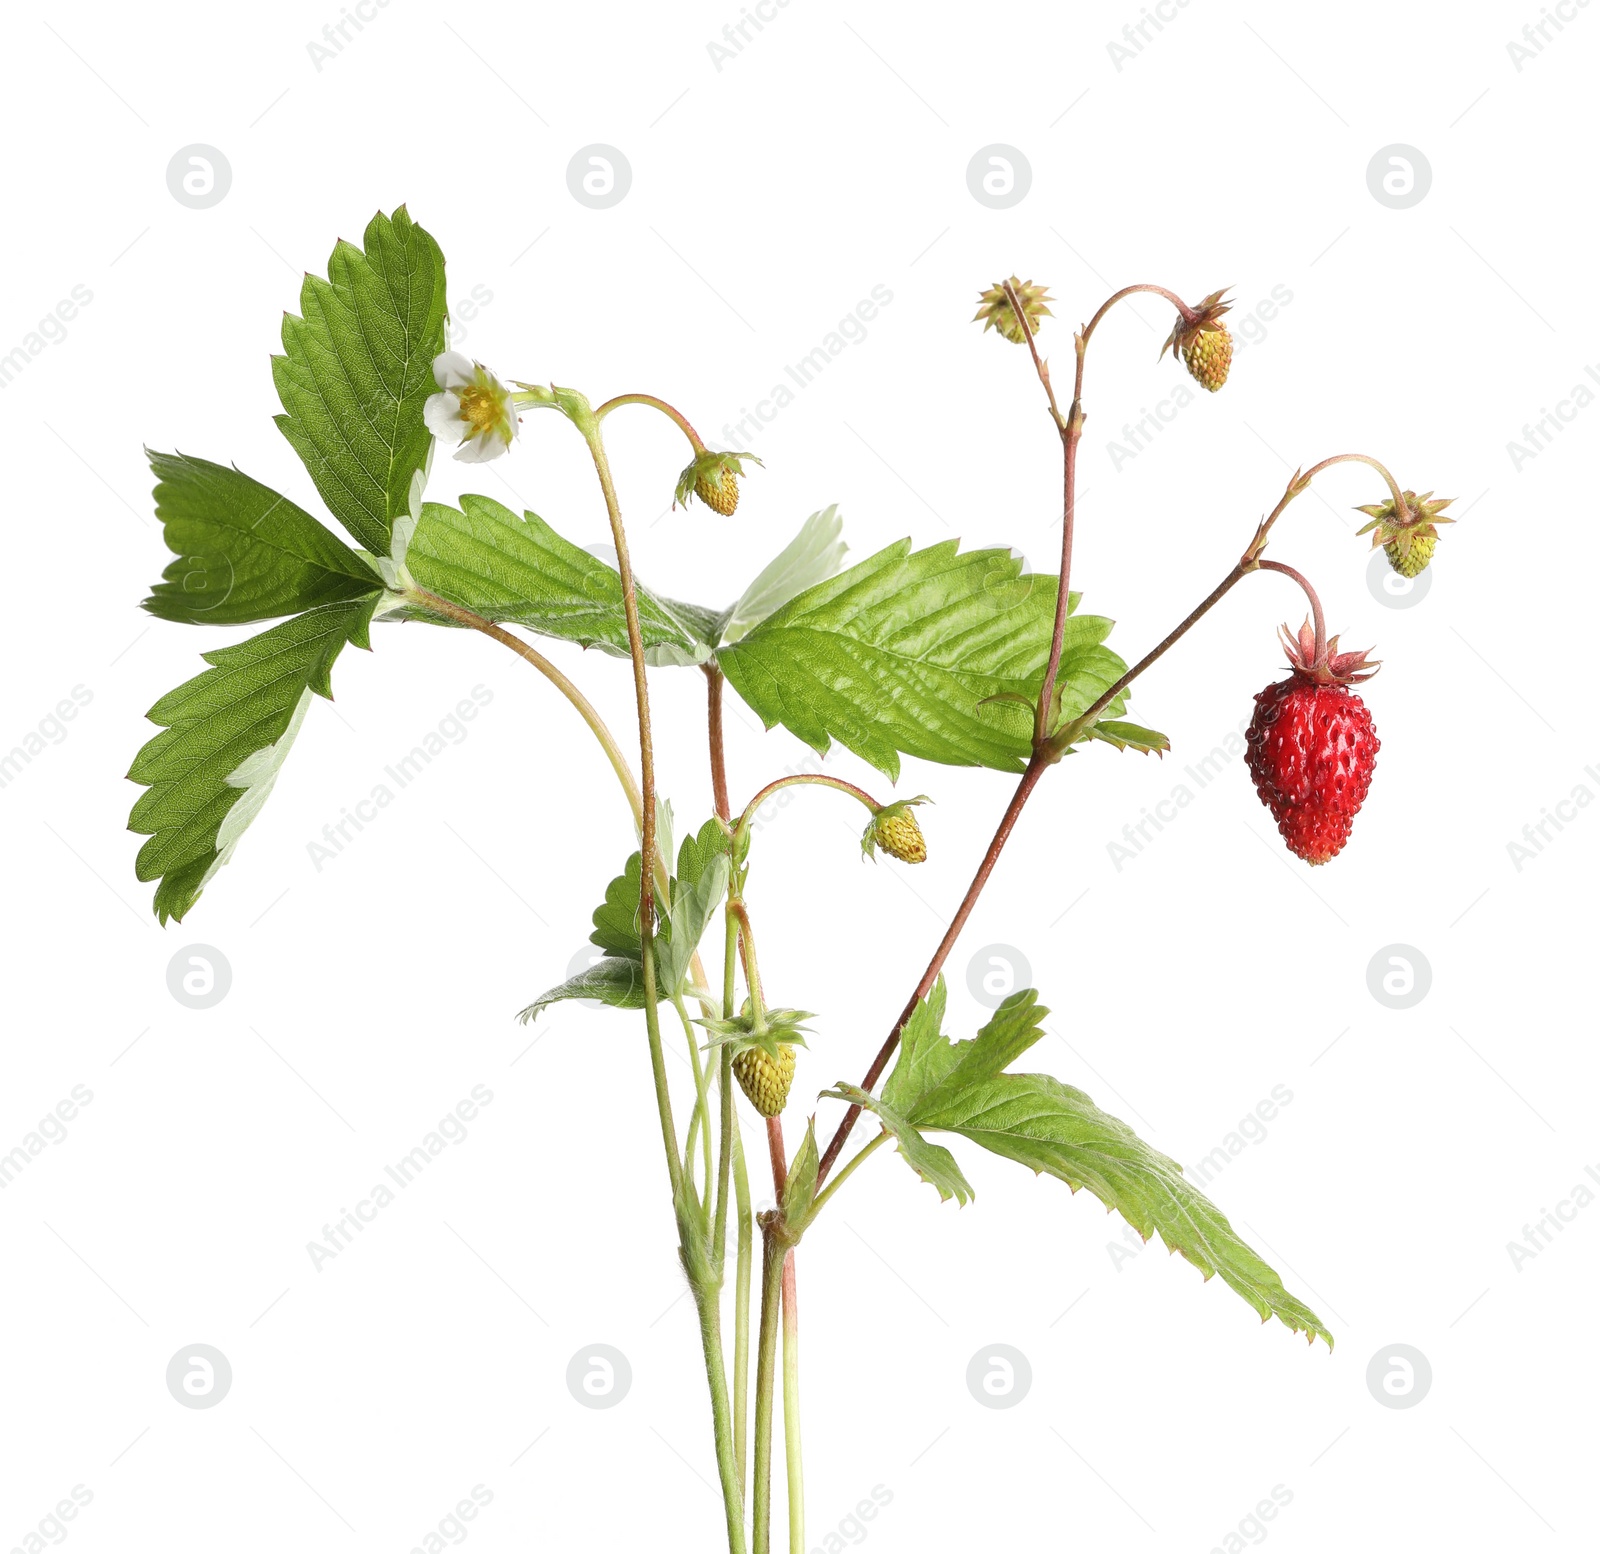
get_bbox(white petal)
[453,433,503,464]
[423,391,462,439]
[432,350,475,389]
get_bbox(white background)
[2,2,1596,1549]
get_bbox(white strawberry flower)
[423,351,520,463]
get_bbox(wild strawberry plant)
[126,211,1451,1552]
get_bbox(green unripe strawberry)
[733,1044,795,1117]
[1385,533,1435,577]
[873,810,926,863]
[696,465,740,515]
[1182,325,1233,392]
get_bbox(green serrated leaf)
[272,206,447,554]
[676,817,731,891]
[875,981,1332,1346]
[716,539,1125,778]
[518,956,648,1022]
[127,595,379,923]
[820,1082,973,1207]
[142,450,379,625]
[403,495,713,664]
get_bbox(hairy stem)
[751,1226,785,1554]
[706,664,732,821]
[1258,560,1327,660]
[594,391,706,450]
[781,1252,803,1554]
[732,1126,753,1502]
[695,1281,749,1554]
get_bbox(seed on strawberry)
[1244,620,1381,865]
[732,1044,796,1117]
[873,810,926,863]
[696,465,740,515]
[1160,288,1234,392]
[1182,325,1233,392]
[1385,533,1435,578]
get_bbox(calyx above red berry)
[1277,616,1380,686]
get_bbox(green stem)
[594,391,706,450]
[808,1130,887,1221]
[695,1280,750,1554]
[734,773,884,834]
[781,1251,803,1554]
[676,994,715,1219]
[732,1125,753,1503]
[752,1226,786,1553]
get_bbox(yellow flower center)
[457,384,503,436]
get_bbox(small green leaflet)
[521,818,731,1022]
[519,957,648,1022]
[783,1120,822,1233]
[273,206,447,555]
[864,980,1332,1346]
[1083,720,1169,756]
[715,539,1127,778]
[143,450,379,625]
[404,495,712,662]
[127,595,379,923]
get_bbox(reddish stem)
[766,1115,787,1196]
[1258,559,1327,662]
[817,755,1048,1180]
[705,664,731,823]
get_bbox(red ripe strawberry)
[1245,620,1381,865]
